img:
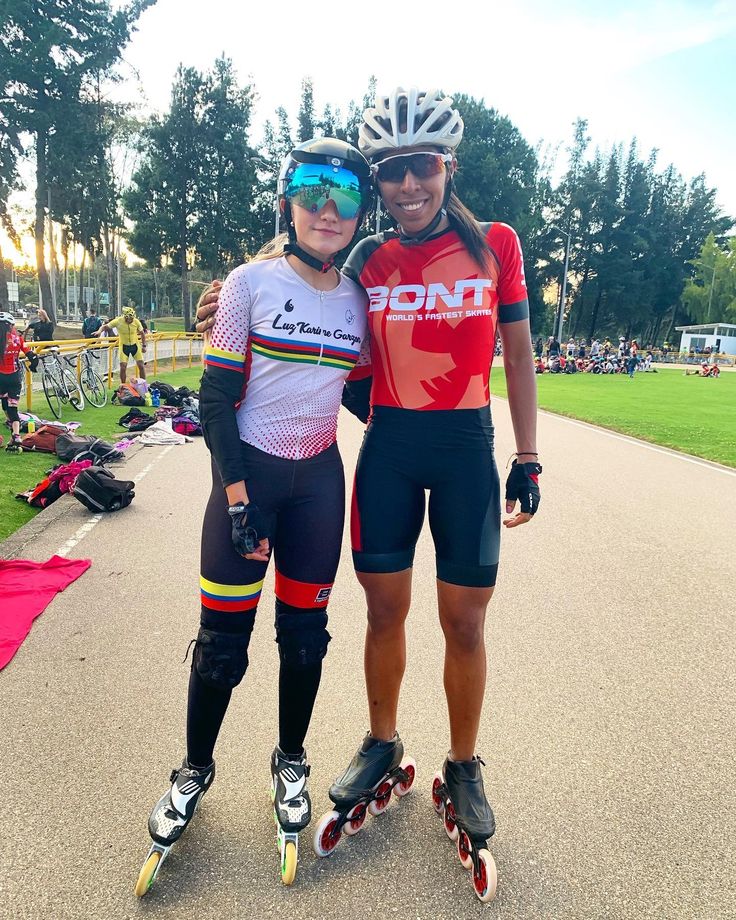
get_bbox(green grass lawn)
[491,365,736,467]
[150,316,187,333]
[0,366,204,543]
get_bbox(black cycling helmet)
[278,138,374,273]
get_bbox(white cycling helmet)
[0,312,16,324]
[359,87,464,159]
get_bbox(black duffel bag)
[56,433,123,464]
[73,466,135,512]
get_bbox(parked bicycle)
[37,347,84,419]
[76,347,108,408]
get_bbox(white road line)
[55,446,175,557]
[540,409,736,477]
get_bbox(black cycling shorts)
[200,441,345,628]
[0,371,22,402]
[351,406,500,588]
[121,343,141,360]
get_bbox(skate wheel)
[343,803,367,836]
[313,810,342,857]
[431,772,445,814]
[134,851,161,897]
[444,801,458,841]
[457,829,473,870]
[472,848,498,903]
[394,757,416,797]
[368,779,392,816]
[281,840,297,886]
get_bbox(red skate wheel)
[431,773,444,814]
[343,803,367,836]
[444,801,459,841]
[368,780,392,816]
[457,828,473,870]
[394,757,416,797]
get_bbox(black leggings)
[187,441,345,766]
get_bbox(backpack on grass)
[112,382,145,406]
[73,466,135,512]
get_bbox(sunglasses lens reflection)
[285,163,366,220]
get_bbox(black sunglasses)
[371,152,452,184]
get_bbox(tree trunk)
[102,221,115,316]
[0,243,8,311]
[663,304,679,346]
[79,248,88,318]
[588,289,602,342]
[180,230,191,329]
[35,126,53,318]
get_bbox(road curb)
[0,493,78,561]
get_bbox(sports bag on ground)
[55,433,124,464]
[72,466,135,512]
[118,409,156,432]
[20,424,68,453]
[111,382,145,406]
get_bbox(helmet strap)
[284,241,336,274]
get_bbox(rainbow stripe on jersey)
[250,332,358,371]
[204,345,245,372]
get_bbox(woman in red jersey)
[0,313,38,452]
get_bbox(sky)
[4,0,736,265]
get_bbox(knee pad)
[6,405,19,423]
[275,600,331,667]
[192,624,253,690]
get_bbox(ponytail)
[446,192,492,273]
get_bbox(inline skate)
[5,434,22,453]
[313,732,416,857]
[431,755,497,902]
[134,758,215,897]
[270,745,311,885]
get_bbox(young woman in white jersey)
[136,138,374,894]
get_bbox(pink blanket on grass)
[0,556,91,669]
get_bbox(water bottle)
[151,388,160,408]
[27,419,36,434]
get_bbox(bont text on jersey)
[366,279,494,312]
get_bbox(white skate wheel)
[472,848,498,902]
[394,757,416,797]
[368,779,392,816]
[457,828,473,870]
[313,810,342,857]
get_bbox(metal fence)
[20,333,204,411]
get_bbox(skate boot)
[313,732,416,858]
[271,746,311,885]
[432,756,497,902]
[134,758,215,897]
[5,435,22,453]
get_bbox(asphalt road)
[1,399,734,920]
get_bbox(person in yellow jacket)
[95,306,147,383]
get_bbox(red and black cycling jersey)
[343,222,529,412]
[0,329,30,375]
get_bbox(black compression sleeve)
[341,376,372,423]
[199,367,246,487]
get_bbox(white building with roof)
[676,323,736,356]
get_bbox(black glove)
[505,460,542,515]
[26,351,39,372]
[228,501,273,555]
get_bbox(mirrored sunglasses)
[372,152,452,183]
[284,163,367,220]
